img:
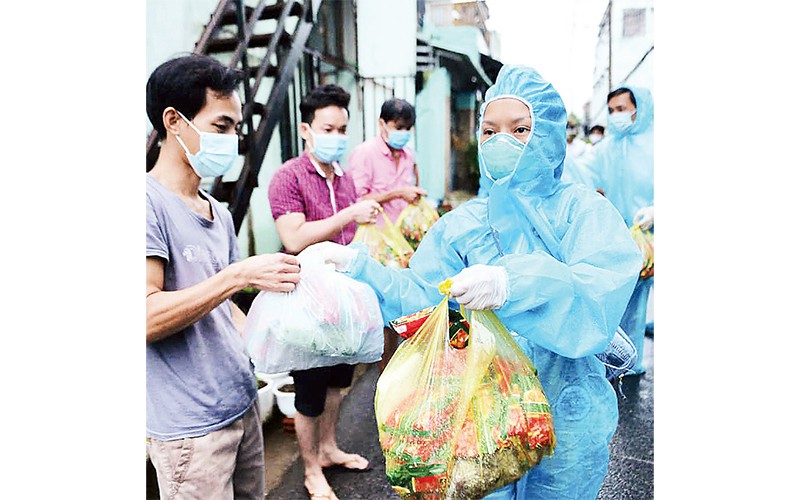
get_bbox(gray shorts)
[147,403,264,500]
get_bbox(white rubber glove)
[449,264,509,310]
[302,241,358,272]
[633,206,654,230]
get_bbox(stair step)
[248,63,279,79]
[219,1,302,26]
[205,31,292,54]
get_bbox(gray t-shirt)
[146,174,257,441]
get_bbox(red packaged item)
[390,306,437,339]
[390,307,471,349]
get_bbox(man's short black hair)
[146,54,243,139]
[589,124,605,135]
[299,84,351,124]
[607,87,637,108]
[379,98,416,129]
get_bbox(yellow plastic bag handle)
[378,206,394,227]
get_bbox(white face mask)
[588,133,603,145]
[608,111,634,135]
[175,110,239,178]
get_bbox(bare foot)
[304,470,338,500]
[318,449,370,471]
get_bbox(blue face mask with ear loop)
[386,130,412,150]
[174,110,240,178]
[309,130,349,163]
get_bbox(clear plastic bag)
[352,209,415,269]
[595,326,638,381]
[376,280,555,499]
[243,250,384,374]
[395,197,440,250]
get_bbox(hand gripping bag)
[352,209,415,269]
[375,280,555,499]
[395,197,440,250]
[242,249,384,374]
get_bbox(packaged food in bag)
[395,197,440,250]
[242,249,384,374]
[390,307,470,349]
[352,209,414,269]
[376,280,555,499]
[630,225,654,279]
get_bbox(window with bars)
[623,8,646,37]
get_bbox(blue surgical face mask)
[608,111,635,135]
[175,110,239,178]
[479,133,526,181]
[386,130,412,150]
[310,130,349,163]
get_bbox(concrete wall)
[414,68,450,202]
[355,0,417,144]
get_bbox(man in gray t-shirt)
[145,55,300,500]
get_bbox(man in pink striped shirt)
[267,84,379,500]
[348,98,427,373]
[349,98,427,226]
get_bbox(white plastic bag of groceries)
[243,248,384,373]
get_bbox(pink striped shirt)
[349,136,417,225]
[268,151,358,249]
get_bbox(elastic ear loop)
[173,109,201,157]
[175,109,202,135]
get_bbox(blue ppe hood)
[477,65,570,257]
[478,65,566,197]
[612,85,654,138]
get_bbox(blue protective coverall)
[344,65,642,499]
[571,86,654,375]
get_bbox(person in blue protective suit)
[571,86,655,375]
[306,65,642,499]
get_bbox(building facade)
[586,0,654,128]
[146,0,501,256]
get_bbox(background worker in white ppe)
[566,123,589,159]
[307,65,642,499]
[587,124,605,145]
[572,85,655,375]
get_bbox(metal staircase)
[146,0,322,233]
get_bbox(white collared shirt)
[308,155,343,213]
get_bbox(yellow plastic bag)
[630,225,654,279]
[376,281,555,499]
[352,209,414,269]
[395,197,441,250]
